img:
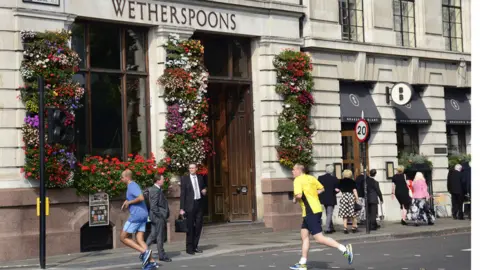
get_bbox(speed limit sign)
[355,119,369,142]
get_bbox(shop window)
[397,124,419,155]
[442,0,463,52]
[447,125,466,155]
[71,22,150,160]
[393,0,416,47]
[339,0,364,42]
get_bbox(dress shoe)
[194,248,203,253]
[324,230,333,234]
[186,250,195,255]
[160,257,172,262]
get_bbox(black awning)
[444,88,471,125]
[394,91,431,125]
[340,83,382,123]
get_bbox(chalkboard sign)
[89,192,109,227]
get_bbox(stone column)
[419,86,449,194]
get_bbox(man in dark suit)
[318,165,339,234]
[448,164,465,220]
[146,173,171,262]
[180,163,207,255]
[366,169,383,230]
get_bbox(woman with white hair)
[408,172,435,225]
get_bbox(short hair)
[122,169,132,179]
[342,169,353,179]
[326,165,334,174]
[294,163,305,173]
[455,164,462,171]
[396,165,405,174]
[369,169,377,177]
[154,173,164,183]
[188,163,198,168]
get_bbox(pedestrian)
[317,165,339,234]
[119,169,157,270]
[366,169,383,230]
[146,173,172,263]
[447,164,465,220]
[461,161,471,219]
[391,166,412,225]
[179,163,207,255]
[409,172,435,225]
[355,168,367,225]
[338,169,359,234]
[289,164,353,270]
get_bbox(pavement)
[0,218,470,269]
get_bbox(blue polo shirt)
[126,181,148,223]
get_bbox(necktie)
[193,175,200,200]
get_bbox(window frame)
[393,0,417,47]
[338,0,365,42]
[396,124,420,155]
[446,125,467,156]
[74,21,151,161]
[442,0,463,52]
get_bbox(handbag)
[175,215,188,233]
[354,202,362,212]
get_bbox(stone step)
[202,222,273,238]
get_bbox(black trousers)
[451,193,464,219]
[146,218,167,259]
[186,199,203,252]
[368,203,378,228]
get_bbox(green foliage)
[398,152,433,169]
[448,154,471,169]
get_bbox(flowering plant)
[273,50,315,169]
[158,34,213,177]
[19,29,84,187]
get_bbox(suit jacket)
[180,174,206,213]
[148,185,170,222]
[366,177,383,204]
[447,170,464,195]
[355,174,366,198]
[317,173,339,206]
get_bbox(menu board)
[89,192,109,227]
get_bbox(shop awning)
[394,91,431,124]
[340,83,382,123]
[444,89,471,125]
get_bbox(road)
[63,233,470,270]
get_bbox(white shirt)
[190,174,201,200]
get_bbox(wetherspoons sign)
[111,0,237,30]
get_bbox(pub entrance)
[192,33,255,223]
[341,123,369,178]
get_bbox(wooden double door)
[206,83,255,223]
[341,130,369,178]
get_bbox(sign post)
[355,112,370,234]
[38,76,46,269]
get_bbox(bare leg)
[300,229,310,260]
[312,233,340,249]
[401,207,407,220]
[120,231,145,253]
[343,218,348,229]
[136,232,155,262]
[352,217,358,228]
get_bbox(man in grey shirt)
[146,173,171,262]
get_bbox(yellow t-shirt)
[294,174,324,217]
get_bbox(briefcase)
[175,215,188,233]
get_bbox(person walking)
[146,173,172,263]
[317,165,339,234]
[289,164,353,270]
[366,169,383,230]
[447,164,465,220]
[179,163,207,255]
[119,169,157,270]
[391,166,412,225]
[410,172,435,225]
[338,169,359,234]
[461,161,471,219]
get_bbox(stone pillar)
[466,92,471,154]
[419,86,449,194]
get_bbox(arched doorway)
[80,222,114,252]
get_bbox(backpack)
[143,188,150,211]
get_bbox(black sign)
[112,0,237,30]
[89,193,110,227]
[434,147,448,154]
[23,0,60,6]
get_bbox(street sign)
[390,82,413,106]
[355,119,369,143]
[89,192,110,227]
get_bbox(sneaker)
[343,244,353,265]
[142,262,156,270]
[289,263,307,270]
[140,250,152,266]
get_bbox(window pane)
[90,73,122,158]
[349,9,356,26]
[443,22,450,36]
[203,37,228,77]
[445,37,451,50]
[401,1,409,14]
[442,0,449,5]
[402,16,409,32]
[72,73,87,158]
[393,0,401,15]
[455,38,463,52]
[394,15,402,31]
[356,10,363,26]
[455,23,462,38]
[396,31,403,46]
[341,9,349,25]
[408,32,416,47]
[89,23,121,69]
[408,17,415,32]
[449,7,457,22]
[442,7,449,22]
[125,29,146,72]
[126,77,148,156]
[356,0,363,9]
[453,0,461,7]
[350,27,357,41]
[232,39,249,78]
[342,25,350,40]
[403,33,410,47]
[357,27,364,42]
[454,8,461,23]
[407,2,415,17]
[71,23,86,69]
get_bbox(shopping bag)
[175,215,188,233]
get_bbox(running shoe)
[142,262,156,270]
[289,263,307,270]
[140,250,152,266]
[343,243,353,264]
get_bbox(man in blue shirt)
[120,169,157,269]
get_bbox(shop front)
[444,88,471,157]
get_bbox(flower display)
[273,49,315,169]
[19,29,84,187]
[157,34,213,177]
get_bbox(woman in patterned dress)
[408,172,435,225]
[338,169,359,234]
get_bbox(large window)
[71,22,150,160]
[443,0,463,51]
[393,0,416,47]
[339,0,364,42]
[447,125,466,155]
[397,124,419,155]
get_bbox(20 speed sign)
[355,119,369,142]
